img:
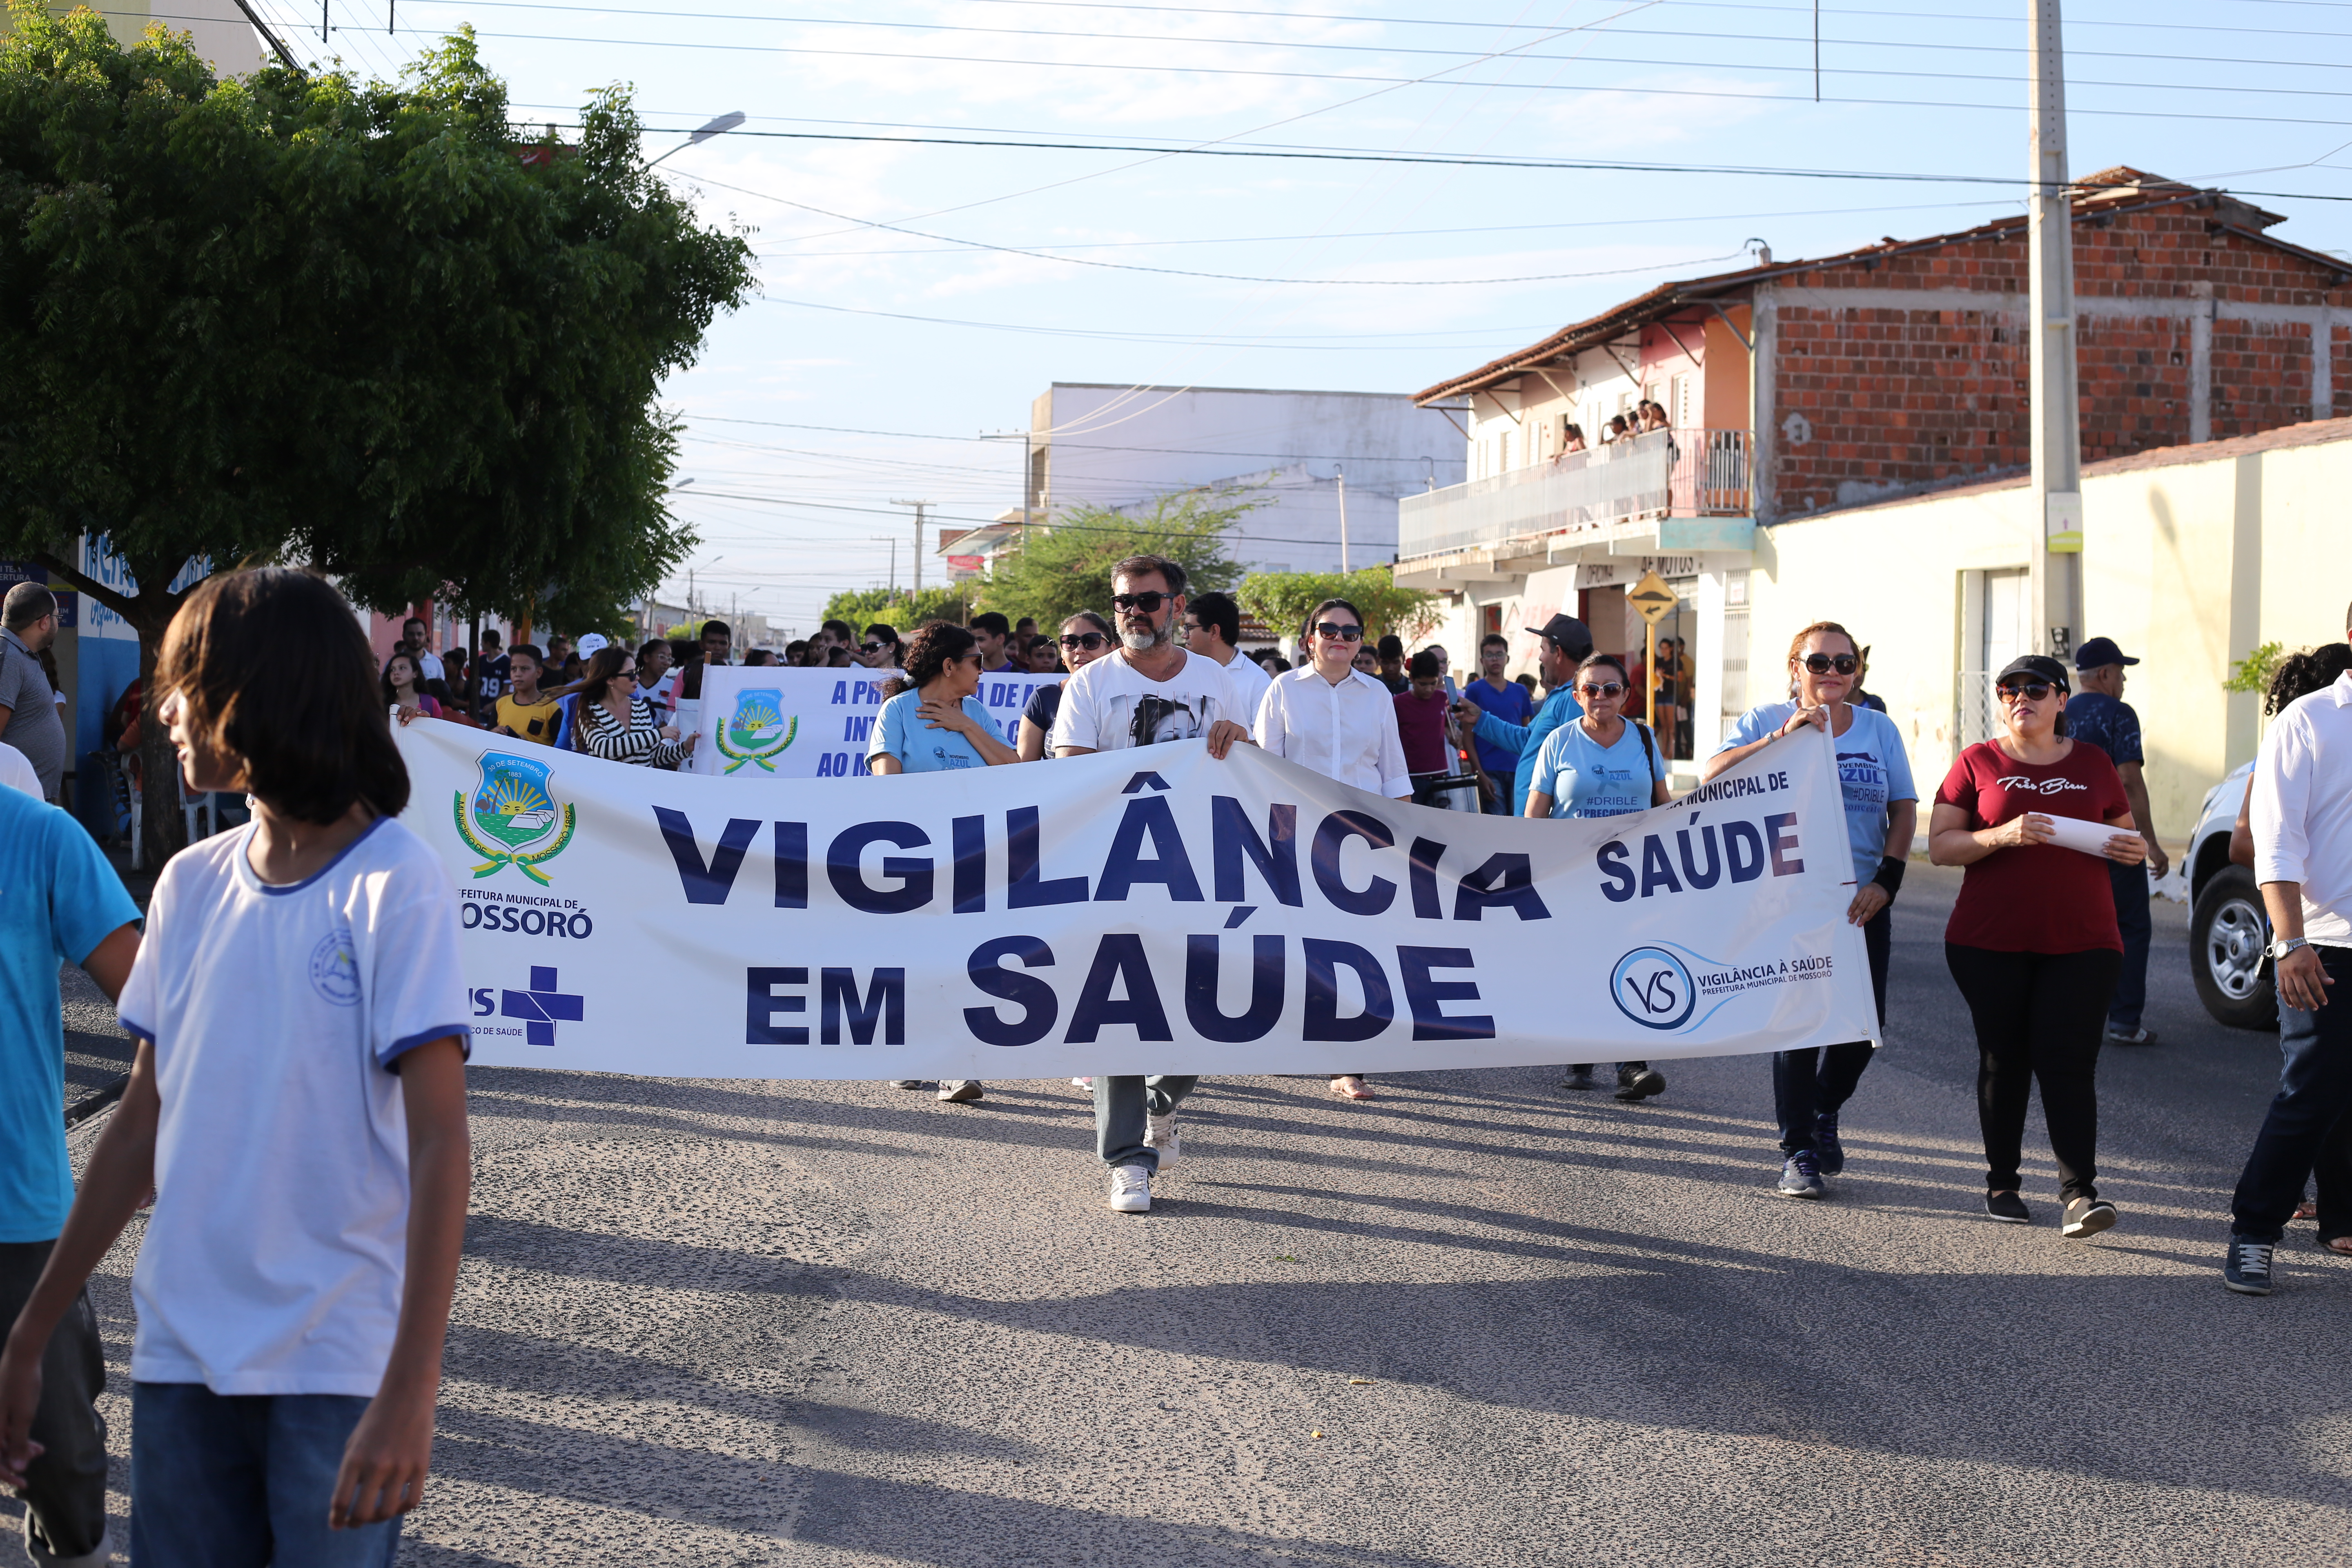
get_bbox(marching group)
[2,560,2351,1557]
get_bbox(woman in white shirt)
[1253,598,1411,1102]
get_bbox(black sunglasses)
[860,641,888,654]
[1111,591,1173,613]
[1059,631,1107,650]
[1577,681,1626,698]
[1801,653,1860,675]
[1313,622,1365,642]
[1997,681,2056,703]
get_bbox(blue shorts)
[131,1382,401,1567]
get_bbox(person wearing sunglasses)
[1709,620,1918,1200]
[1929,653,2144,1238]
[1528,652,1675,1102]
[854,624,902,670]
[1255,597,1413,1102]
[1016,612,1114,761]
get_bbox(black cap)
[2073,636,2139,670]
[1523,613,1592,658]
[1995,655,2071,692]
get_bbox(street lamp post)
[646,111,746,171]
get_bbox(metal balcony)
[1397,428,1753,566]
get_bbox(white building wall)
[1033,384,1466,576]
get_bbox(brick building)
[1392,167,2352,765]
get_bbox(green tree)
[822,584,975,633]
[974,490,1251,631]
[0,8,750,851]
[1237,566,1441,648]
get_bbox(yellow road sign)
[1627,569,1679,626]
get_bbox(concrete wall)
[1746,421,2352,846]
[13,0,268,75]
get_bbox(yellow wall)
[1747,427,2352,849]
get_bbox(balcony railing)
[1398,428,1752,563]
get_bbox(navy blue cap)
[2073,636,2139,670]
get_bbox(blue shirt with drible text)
[1527,718,1664,818]
[0,789,143,1242]
[1718,702,1918,888]
[871,690,997,772]
[1459,677,1535,775]
[2062,690,2143,768]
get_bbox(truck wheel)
[2191,864,2276,1031]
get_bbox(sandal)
[2295,1200,2320,1221]
[2321,1234,2352,1256]
[1330,1075,1376,1101]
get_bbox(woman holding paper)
[1931,653,2145,1239]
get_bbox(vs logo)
[1610,946,1697,1031]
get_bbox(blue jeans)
[2106,858,2152,1029]
[132,1383,401,1567]
[1095,1075,1198,1173]
[1479,770,1515,815]
[2230,944,2352,1245]
[1774,905,1891,1155]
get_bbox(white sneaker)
[1107,1163,1151,1212]
[1145,1110,1180,1169]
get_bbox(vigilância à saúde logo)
[454,751,577,886]
[715,686,797,773]
[1610,942,1837,1033]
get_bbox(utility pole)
[1334,467,1351,574]
[871,535,898,593]
[2028,0,2082,660]
[893,500,931,596]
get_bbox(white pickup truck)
[2184,762,2273,1030]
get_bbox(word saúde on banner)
[399,719,1878,1080]
[690,666,1058,778]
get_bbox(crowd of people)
[1,556,2348,1557]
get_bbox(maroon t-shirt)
[1935,740,2133,953]
[1393,689,1451,774]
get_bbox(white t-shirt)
[1214,648,1275,727]
[0,741,38,799]
[116,816,472,1396]
[1050,647,1246,753]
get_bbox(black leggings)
[1944,944,2121,1203]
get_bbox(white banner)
[691,666,1056,777]
[397,721,1877,1079]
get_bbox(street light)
[647,111,746,170]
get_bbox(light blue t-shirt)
[1528,718,1665,818]
[870,690,998,772]
[0,789,143,1242]
[1717,702,1917,886]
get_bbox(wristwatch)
[2270,936,2311,961]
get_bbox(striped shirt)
[578,695,689,770]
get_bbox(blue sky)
[242,0,2352,635]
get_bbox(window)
[1498,431,1511,471]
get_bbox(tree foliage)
[822,584,975,633]
[974,491,1251,631]
[0,7,751,847]
[1237,566,1441,649]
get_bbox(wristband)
[1871,855,1906,898]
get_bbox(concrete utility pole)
[1334,468,1351,573]
[2027,0,2083,659]
[892,501,930,595]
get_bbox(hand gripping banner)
[398,722,1878,1079]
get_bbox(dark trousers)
[130,1383,399,1567]
[1480,770,1515,815]
[0,1240,109,1559]
[1095,1075,1198,1174]
[1774,906,1892,1156]
[2231,945,2352,1245]
[1946,944,2121,1203]
[2106,858,2152,1030]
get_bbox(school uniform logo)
[454,751,577,885]
[308,928,361,1006]
[715,687,797,773]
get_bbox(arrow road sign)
[1628,569,1679,626]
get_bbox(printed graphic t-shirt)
[115,816,473,1394]
[1935,739,2132,953]
[1528,718,1664,818]
[0,789,143,1243]
[1719,703,1918,887]
[2062,690,2144,768]
[871,690,998,772]
[1049,649,1243,754]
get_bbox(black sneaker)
[1777,1151,1826,1199]
[2062,1197,2118,1238]
[2223,1236,2276,1295]
[1615,1066,1666,1101]
[1814,1111,1846,1176]
[1562,1067,1600,1091]
[1985,1190,2032,1225]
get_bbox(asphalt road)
[18,865,2352,1566]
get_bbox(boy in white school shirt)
[0,570,473,1564]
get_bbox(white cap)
[576,633,610,660]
